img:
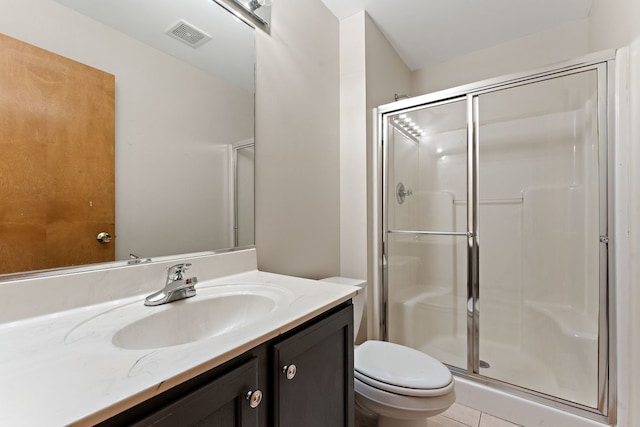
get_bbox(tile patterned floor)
[427,403,522,427]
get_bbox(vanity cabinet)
[99,303,353,427]
[273,304,354,426]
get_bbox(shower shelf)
[453,197,523,205]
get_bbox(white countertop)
[0,269,358,426]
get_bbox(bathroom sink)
[65,284,295,349]
[114,292,278,349]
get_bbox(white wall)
[363,12,412,290]
[589,0,640,52]
[621,38,640,427]
[339,12,368,281]
[588,2,640,425]
[411,19,589,95]
[0,0,254,259]
[364,15,412,111]
[255,0,341,279]
[338,12,411,283]
[337,13,410,340]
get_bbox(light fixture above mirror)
[214,0,273,31]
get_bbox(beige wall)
[337,12,411,341]
[411,19,589,95]
[409,0,640,97]
[255,0,341,278]
[339,12,367,281]
[624,39,640,427]
[363,15,411,340]
[364,14,412,110]
[338,12,411,283]
[589,0,640,51]
[588,2,640,425]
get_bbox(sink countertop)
[0,270,359,426]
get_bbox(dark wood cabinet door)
[272,305,354,427]
[133,358,261,427]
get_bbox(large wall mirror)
[0,0,256,277]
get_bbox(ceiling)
[320,0,594,70]
[54,0,255,92]
[53,0,594,88]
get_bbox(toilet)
[321,277,455,427]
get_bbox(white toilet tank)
[321,277,366,342]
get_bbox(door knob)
[96,232,113,243]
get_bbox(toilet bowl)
[321,277,455,427]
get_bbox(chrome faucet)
[127,253,152,265]
[144,263,198,306]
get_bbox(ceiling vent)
[166,20,212,48]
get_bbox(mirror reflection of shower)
[233,141,255,247]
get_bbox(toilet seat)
[355,340,453,397]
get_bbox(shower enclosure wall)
[374,52,614,422]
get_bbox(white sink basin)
[65,284,295,350]
[114,293,278,349]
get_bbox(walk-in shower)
[373,52,615,423]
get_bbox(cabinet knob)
[245,389,263,408]
[282,364,297,380]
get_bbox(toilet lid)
[355,341,453,396]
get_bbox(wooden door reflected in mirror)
[0,33,115,274]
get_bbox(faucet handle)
[168,263,192,280]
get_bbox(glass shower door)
[377,56,612,421]
[385,99,469,370]
[474,69,605,408]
